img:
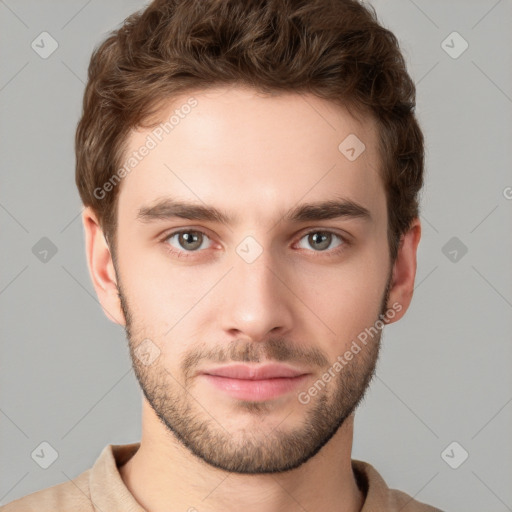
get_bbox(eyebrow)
[136,196,372,225]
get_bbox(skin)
[83,85,421,512]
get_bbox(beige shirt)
[1,443,444,511]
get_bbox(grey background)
[1,1,511,510]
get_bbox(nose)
[218,244,295,342]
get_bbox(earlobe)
[384,218,422,324]
[82,206,126,326]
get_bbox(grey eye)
[167,231,211,252]
[297,231,343,252]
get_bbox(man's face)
[112,86,393,474]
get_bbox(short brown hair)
[75,0,424,264]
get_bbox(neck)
[119,400,364,512]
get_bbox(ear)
[385,217,421,324]
[82,206,126,326]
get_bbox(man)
[2,0,444,510]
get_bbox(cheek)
[119,255,218,341]
[295,246,386,340]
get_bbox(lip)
[200,363,308,380]
[199,364,310,402]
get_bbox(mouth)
[198,363,311,402]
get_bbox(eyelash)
[160,228,351,259]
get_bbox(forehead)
[117,86,385,227]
